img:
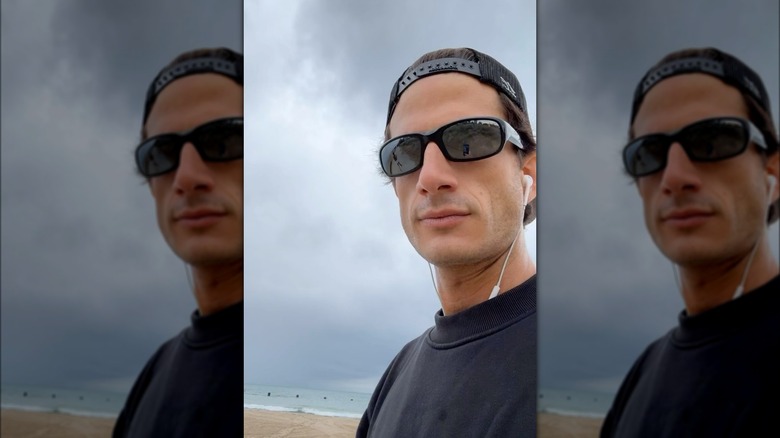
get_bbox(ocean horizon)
[245,384,613,419]
[1,384,124,418]
[2,383,612,420]
[538,387,614,418]
[244,384,370,419]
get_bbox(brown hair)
[384,48,537,224]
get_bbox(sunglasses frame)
[623,117,768,178]
[379,116,524,177]
[135,117,244,178]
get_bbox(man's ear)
[766,150,779,203]
[521,152,537,203]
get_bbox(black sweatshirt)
[601,275,780,437]
[113,301,243,438]
[357,276,537,437]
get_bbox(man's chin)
[417,244,483,268]
[174,245,243,267]
[660,241,725,267]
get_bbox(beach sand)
[538,412,603,437]
[1,407,599,437]
[0,409,116,438]
[244,409,360,437]
[244,409,602,438]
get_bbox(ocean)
[244,384,371,418]
[538,387,614,418]
[0,384,124,418]
[245,384,613,419]
[2,383,612,420]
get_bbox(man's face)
[388,73,536,267]
[632,73,777,267]
[144,73,243,267]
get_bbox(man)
[357,48,537,437]
[113,47,243,437]
[602,48,780,436]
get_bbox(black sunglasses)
[623,117,767,177]
[379,117,525,177]
[135,117,243,177]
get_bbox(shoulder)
[374,329,431,393]
[600,331,671,437]
[356,328,431,436]
[112,329,187,436]
[129,329,188,391]
[618,330,672,392]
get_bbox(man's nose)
[660,143,701,194]
[416,142,458,194]
[172,143,215,193]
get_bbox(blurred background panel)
[0,0,241,427]
[537,0,778,431]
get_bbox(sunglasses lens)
[381,136,423,177]
[684,119,747,161]
[196,120,244,161]
[442,119,503,160]
[136,136,181,177]
[625,136,669,177]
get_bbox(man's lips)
[661,207,714,227]
[418,209,469,227]
[174,208,226,226]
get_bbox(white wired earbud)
[488,174,533,299]
[672,174,777,301]
[731,173,777,299]
[430,174,534,311]
[183,263,193,289]
[522,175,534,217]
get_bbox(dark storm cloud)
[1,0,241,393]
[538,0,779,393]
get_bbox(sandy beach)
[538,412,603,437]
[1,407,600,437]
[244,409,602,437]
[244,409,360,437]
[0,409,116,438]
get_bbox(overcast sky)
[0,0,241,394]
[537,0,780,395]
[243,0,537,393]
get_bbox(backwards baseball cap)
[630,48,773,130]
[630,47,779,224]
[386,48,527,125]
[142,47,243,125]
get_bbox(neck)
[190,259,243,316]
[434,238,535,315]
[678,238,778,316]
